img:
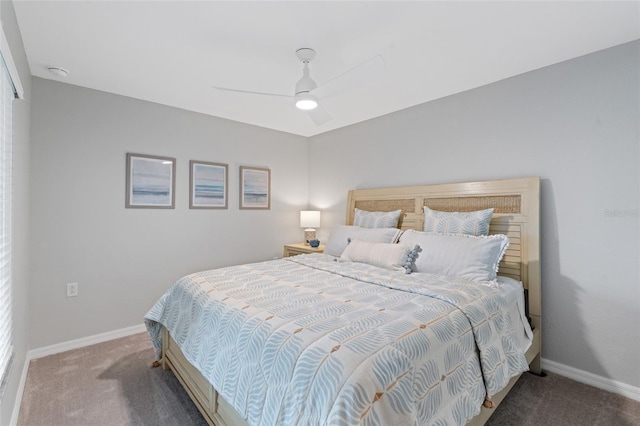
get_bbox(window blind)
[0,54,14,398]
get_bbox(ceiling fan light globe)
[295,93,318,110]
[296,99,318,110]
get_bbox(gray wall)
[29,79,308,348]
[0,1,31,424]
[309,41,640,388]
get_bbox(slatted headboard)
[346,177,541,331]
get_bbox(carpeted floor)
[18,333,207,426]
[17,332,640,426]
[485,369,640,426]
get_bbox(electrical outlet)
[66,282,78,297]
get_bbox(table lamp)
[300,210,321,245]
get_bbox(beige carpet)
[18,333,207,426]
[486,370,640,426]
[17,332,640,425]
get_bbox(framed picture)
[190,160,229,209]
[125,153,176,208]
[239,166,271,210]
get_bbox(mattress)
[145,254,532,425]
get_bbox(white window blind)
[0,54,14,397]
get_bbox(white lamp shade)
[300,210,321,228]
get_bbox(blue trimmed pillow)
[340,239,420,273]
[423,206,494,236]
[354,208,402,228]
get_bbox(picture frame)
[125,153,176,209]
[190,160,229,209]
[239,166,271,210]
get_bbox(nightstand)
[283,243,325,257]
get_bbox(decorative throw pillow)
[398,229,509,281]
[324,225,402,257]
[423,206,494,236]
[340,239,420,273]
[353,208,402,228]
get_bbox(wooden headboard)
[346,177,541,331]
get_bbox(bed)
[145,177,541,425]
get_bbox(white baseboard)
[10,323,147,425]
[9,355,30,426]
[542,358,640,402]
[27,323,147,360]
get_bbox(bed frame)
[161,176,542,426]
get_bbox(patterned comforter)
[145,254,530,426]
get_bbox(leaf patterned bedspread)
[145,254,530,426]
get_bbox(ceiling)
[13,1,640,137]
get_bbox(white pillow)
[324,225,402,257]
[353,208,402,228]
[423,206,494,236]
[398,229,509,281]
[340,240,420,273]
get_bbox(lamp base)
[304,229,316,246]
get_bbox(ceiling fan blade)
[306,104,332,126]
[312,55,385,99]
[212,86,291,99]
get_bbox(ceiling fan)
[212,48,385,126]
